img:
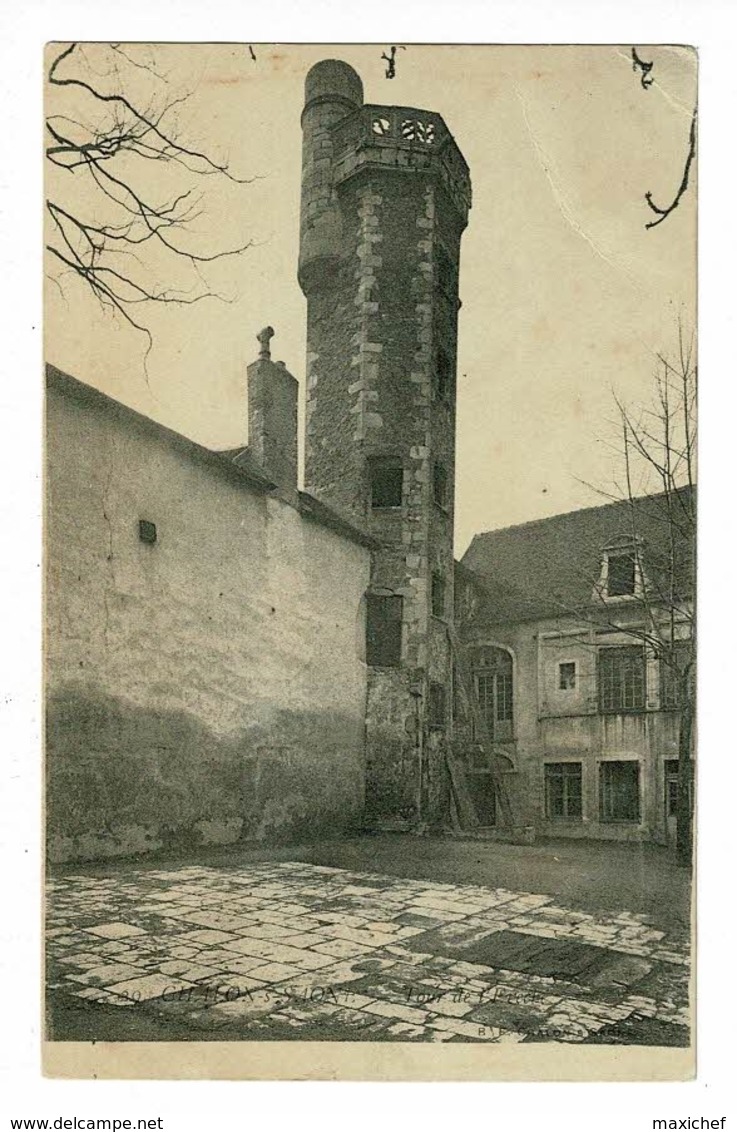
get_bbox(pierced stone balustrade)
[329,104,472,225]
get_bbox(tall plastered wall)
[299,60,472,827]
[45,372,371,862]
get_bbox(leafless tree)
[607,334,696,865]
[552,335,696,864]
[45,43,254,362]
[458,333,696,862]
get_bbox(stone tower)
[299,59,472,827]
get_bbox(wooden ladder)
[446,622,515,831]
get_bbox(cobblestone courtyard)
[46,848,691,1045]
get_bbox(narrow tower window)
[369,458,403,509]
[434,347,452,403]
[433,462,448,509]
[431,573,446,619]
[436,246,457,295]
[428,682,447,729]
[366,594,403,667]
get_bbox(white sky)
[45,43,697,554]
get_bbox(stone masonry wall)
[299,62,470,830]
[303,172,464,827]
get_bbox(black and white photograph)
[42,42,696,1079]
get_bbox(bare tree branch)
[45,42,255,357]
[645,109,697,230]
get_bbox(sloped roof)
[46,364,376,551]
[461,487,695,624]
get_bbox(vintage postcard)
[43,43,696,1080]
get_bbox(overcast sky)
[45,43,697,554]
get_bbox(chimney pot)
[247,328,298,494]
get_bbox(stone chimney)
[247,327,298,494]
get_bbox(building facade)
[457,491,695,845]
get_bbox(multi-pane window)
[434,347,452,403]
[369,458,403,509]
[607,551,636,597]
[495,671,513,723]
[660,641,692,710]
[545,763,582,820]
[433,462,448,509]
[366,594,403,667]
[665,760,680,818]
[599,760,640,822]
[474,671,495,732]
[431,573,446,619]
[472,646,513,741]
[428,682,446,729]
[558,661,576,691]
[598,646,646,713]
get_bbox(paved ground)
[295,835,692,931]
[46,845,691,1045]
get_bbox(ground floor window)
[544,762,582,820]
[665,760,679,818]
[599,760,640,822]
[664,759,694,818]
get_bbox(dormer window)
[596,537,644,602]
[607,551,636,597]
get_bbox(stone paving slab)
[46,860,690,1044]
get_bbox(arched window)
[471,646,513,742]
